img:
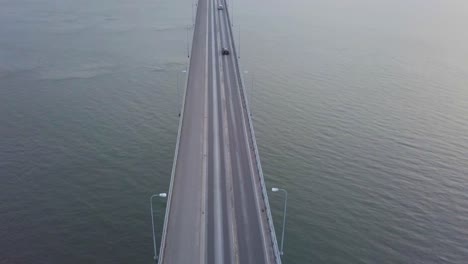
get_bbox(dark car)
[222,48,230,55]
[218,4,224,10]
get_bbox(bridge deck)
[159,0,281,263]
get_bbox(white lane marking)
[218,6,239,264]
[222,0,272,262]
[200,0,210,262]
[211,0,225,262]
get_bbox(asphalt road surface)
[159,0,280,263]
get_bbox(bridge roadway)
[158,0,281,263]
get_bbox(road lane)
[218,1,269,262]
[158,0,209,262]
[218,6,239,264]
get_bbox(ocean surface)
[1,0,468,263]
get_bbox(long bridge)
[157,0,282,262]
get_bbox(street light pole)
[150,193,167,264]
[150,193,167,263]
[238,24,240,59]
[250,72,254,117]
[177,69,187,116]
[150,193,168,262]
[243,70,249,104]
[150,192,167,263]
[272,187,288,256]
[186,25,190,58]
[243,70,253,117]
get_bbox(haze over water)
[1,0,468,263]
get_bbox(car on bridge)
[222,48,230,55]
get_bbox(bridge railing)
[223,1,283,263]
